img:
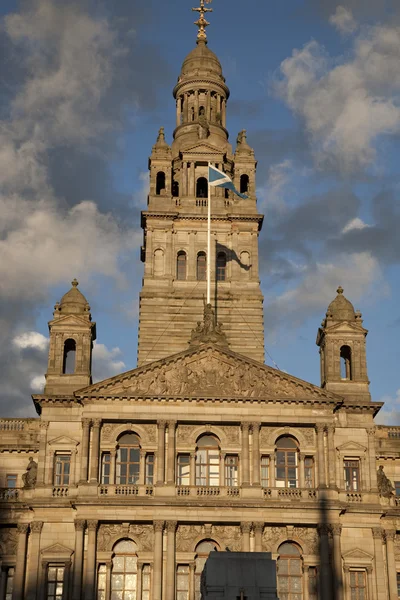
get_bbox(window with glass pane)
[177,455,190,485]
[395,482,400,496]
[111,539,138,600]
[176,565,189,600]
[145,454,154,485]
[304,457,314,488]
[197,252,207,281]
[195,541,219,600]
[349,570,366,600]
[196,436,220,486]
[54,454,71,485]
[275,437,298,488]
[177,252,187,281]
[225,455,238,487]
[6,474,17,488]
[308,567,317,600]
[46,565,65,600]
[344,460,360,491]
[116,433,141,485]
[5,567,14,600]
[97,564,106,600]
[101,453,111,485]
[142,565,151,600]
[261,456,269,487]
[216,253,226,281]
[277,543,303,600]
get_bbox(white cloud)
[375,389,400,424]
[329,6,358,34]
[30,374,46,392]
[13,331,49,351]
[92,341,126,382]
[275,23,400,172]
[342,217,370,234]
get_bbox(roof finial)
[192,0,213,43]
[72,278,79,288]
[337,285,344,295]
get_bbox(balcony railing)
[262,487,319,501]
[176,486,240,498]
[0,487,19,501]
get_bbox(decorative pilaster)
[253,523,263,552]
[136,561,143,600]
[166,521,177,600]
[241,423,250,486]
[80,419,91,482]
[384,530,397,600]
[153,521,164,600]
[139,450,146,485]
[299,453,305,488]
[26,521,44,600]
[72,520,86,600]
[167,421,176,485]
[372,527,386,600]
[317,524,332,600]
[89,419,101,482]
[330,524,343,600]
[219,453,226,487]
[36,421,49,485]
[190,452,196,486]
[12,523,29,600]
[85,520,98,600]
[367,429,378,491]
[190,162,195,197]
[269,453,276,487]
[326,425,336,488]
[156,420,166,485]
[315,424,327,488]
[241,522,251,552]
[252,423,260,486]
[367,566,374,600]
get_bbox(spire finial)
[192,0,213,42]
[337,285,344,295]
[72,278,79,288]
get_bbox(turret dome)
[179,40,224,82]
[58,279,90,315]
[326,286,356,322]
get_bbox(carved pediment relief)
[182,142,224,156]
[48,436,79,447]
[41,543,74,558]
[78,345,341,402]
[337,441,367,454]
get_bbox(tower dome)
[58,279,90,315]
[326,286,356,322]
[180,40,224,82]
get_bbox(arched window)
[196,177,208,198]
[172,180,179,197]
[191,107,195,121]
[277,542,303,600]
[156,171,166,195]
[177,251,187,281]
[195,540,220,600]
[340,345,352,380]
[275,436,298,488]
[154,248,164,277]
[111,539,138,599]
[196,435,220,486]
[62,339,76,374]
[116,433,140,485]
[240,174,249,194]
[197,252,207,281]
[199,106,205,117]
[216,252,227,281]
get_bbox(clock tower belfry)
[137,2,265,365]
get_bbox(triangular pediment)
[76,344,343,403]
[48,435,79,447]
[337,441,367,453]
[41,543,74,557]
[342,548,373,562]
[49,314,94,328]
[182,142,224,156]
[324,321,367,334]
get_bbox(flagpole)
[207,163,211,305]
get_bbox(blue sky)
[1,0,400,420]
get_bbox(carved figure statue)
[236,129,246,145]
[377,465,395,498]
[22,457,38,489]
[198,109,210,139]
[203,303,214,334]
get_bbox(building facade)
[1,5,400,600]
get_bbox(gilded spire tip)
[192,0,213,42]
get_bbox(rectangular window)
[344,460,360,492]
[176,565,189,600]
[304,457,314,488]
[309,567,318,600]
[142,565,151,600]
[5,567,14,600]
[225,455,238,487]
[177,455,190,486]
[261,456,269,487]
[395,482,400,496]
[101,453,111,485]
[145,454,154,485]
[97,564,106,600]
[46,564,65,600]
[54,454,71,486]
[349,570,366,600]
[6,475,17,488]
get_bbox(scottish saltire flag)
[208,165,248,199]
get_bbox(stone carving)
[129,524,154,551]
[301,428,315,445]
[0,528,18,555]
[198,108,210,139]
[377,466,395,498]
[220,426,239,445]
[141,424,157,443]
[101,423,115,442]
[22,457,37,488]
[293,527,319,555]
[214,525,241,551]
[97,524,154,552]
[189,304,228,348]
[176,525,202,552]
[98,524,123,551]
[262,526,284,552]
[394,534,400,559]
[177,425,195,445]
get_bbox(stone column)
[299,453,305,488]
[326,425,336,488]
[156,421,166,485]
[12,523,29,600]
[189,562,196,600]
[385,530,397,600]
[318,525,332,600]
[303,567,309,600]
[190,452,196,486]
[330,524,343,600]
[367,566,374,600]
[219,453,226,487]
[109,449,116,485]
[36,421,49,485]
[89,419,101,483]
[139,450,146,485]
[167,421,176,485]
[72,520,86,600]
[26,521,43,600]
[184,93,189,123]
[79,418,91,483]
[195,91,199,119]
[105,560,112,600]
[222,99,226,128]
[316,425,327,488]
[367,429,378,492]
[206,91,211,121]
[166,522,177,600]
[241,523,251,552]
[136,562,143,600]
[85,520,98,600]
[372,527,386,600]
[190,162,195,198]
[176,97,181,127]
[254,523,263,552]
[241,423,250,486]
[252,423,261,486]
[182,162,188,197]
[153,521,164,600]
[269,453,276,487]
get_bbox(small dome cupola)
[325,286,356,323]
[56,279,91,316]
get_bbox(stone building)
[1,3,400,600]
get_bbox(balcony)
[176,486,240,498]
[99,485,154,497]
[0,487,20,501]
[262,487,319,502]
